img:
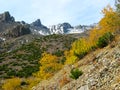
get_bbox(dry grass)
[59,76,70,88]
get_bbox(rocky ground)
[33,37,120,90]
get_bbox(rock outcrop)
[30,19,50,35]
[0,11,14,22]
[30,19,48,29]
[5,25,31,38]
[31,19,42,27]
[49,22,73,34]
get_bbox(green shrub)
[70,68,83,80]
[7,70,16,77]
[74,51,87,59]
[97,32,114,48]
[53,50,64,57]
[60,57,66,64]
[21,81,28,86]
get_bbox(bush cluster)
[70,68,83,80]
[97,32,114,48]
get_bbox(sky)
[0,0,115,26]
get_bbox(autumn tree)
[65,38,92,64]
[99,5,120,33]
[34,53,62,80]
[64,50,78,64]
[2,77,21,90]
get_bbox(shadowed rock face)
[0,11,15,22]
[5,25,31,38]
[30,19,48,29]
[0,12,31,38]
[0,12,17,33]
[30,19,50,35]
[31,19,42,27]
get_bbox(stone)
[77,85,89,90]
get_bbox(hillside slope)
[33,36,120,90]
[0,34,80,79]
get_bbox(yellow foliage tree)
[72,38,91,55]
[24,78,40,90]
[64,50,78,64]
[99,5,120,33]
[89,28,100,45]
[65,38,92,64]
[2,77,21,90]
[89,6,120,45]
[34,53,62,80]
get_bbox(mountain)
[0,11,16,33]
[0,11,95,38]
[31,21,95,35]
[48,23,95,34]
[30,19,50,35]
[0,12,31,39]
[0,11,92,55]
[48,23,73,34]
[0,11,96,55]
[0,11,95,57]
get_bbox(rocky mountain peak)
[61,22,72,29]
[31,19,42,27]
[49,22,73,34]
[0,11,15,22]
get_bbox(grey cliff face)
[0,11,15,22]
[4,25,31,38]
[30,19,50,35]
[31,19,42,27]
